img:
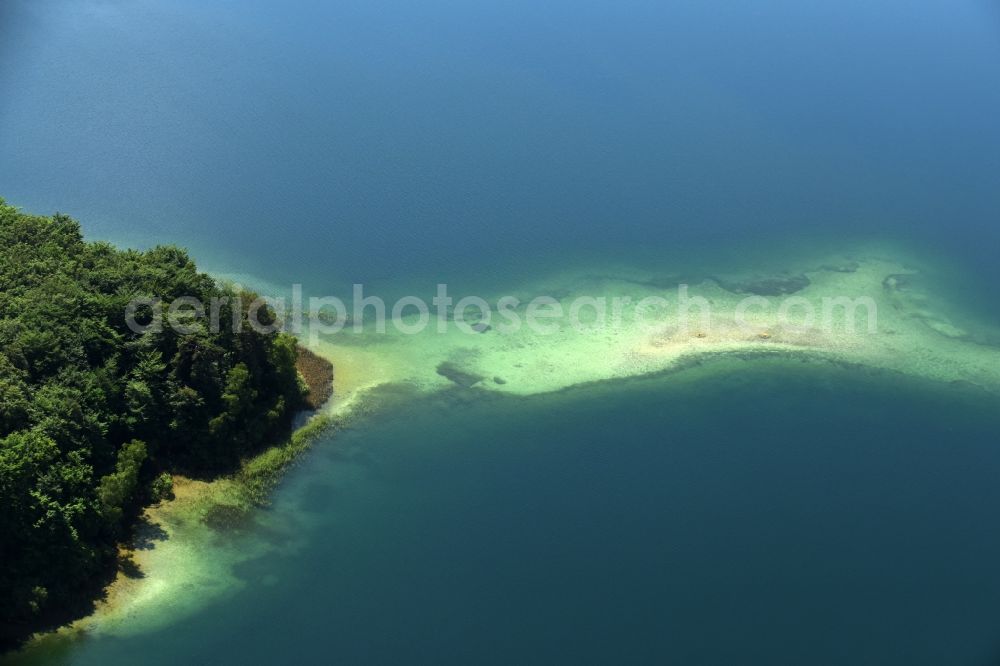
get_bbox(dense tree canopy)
[0,200,305,645]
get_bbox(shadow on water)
[116,556,143,581]
[131,518,168,551]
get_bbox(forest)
[0,200,306,647]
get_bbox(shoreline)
[0,346,338,661]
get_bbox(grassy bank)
[234,412,334,508]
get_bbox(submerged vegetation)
[0,200,311,647]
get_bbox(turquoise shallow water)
[12,361,1000,665]
[4,0,1000,663]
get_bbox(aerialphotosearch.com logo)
[124,283,880,344]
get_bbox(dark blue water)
[17,362,1000,665]
[5,2,1000,664]
[2,0,1000,297]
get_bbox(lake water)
[3,0,1000,297]
[13,363,1000,665]
[3,1,1000,664]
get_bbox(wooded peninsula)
[0,200,326,648]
